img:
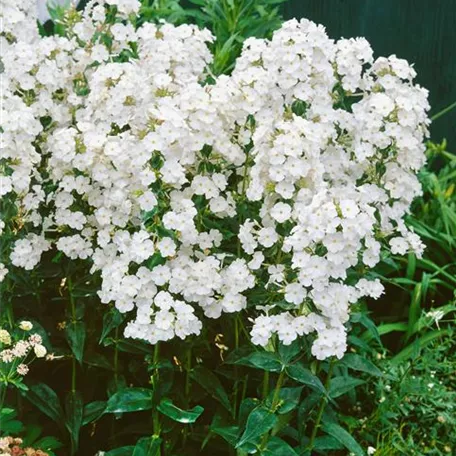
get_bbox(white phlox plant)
[1,0,430,359]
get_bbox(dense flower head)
[0,435,50,456]
[0,322,47,387]
[1,1,430,359]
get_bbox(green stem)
[185,348,191,399]
[240,374,248,408]
[431,100,456,121]
[114,326,119,389]
[262,371,270,399]
[271,370,286,410]
[241,149,250,197]
[237,147,251,256]
[152,342,161,436]
[0,383,8,411]
[71,357,76,394]
[111,326,120,447]
[6,303,14,330]
[68,277,77,394]
[260,369,286,450]
[308,359,335,451]
[182,348,192,447]
[233,317,240,417]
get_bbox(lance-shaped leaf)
[263,436,299,456]
[191,366,232,412]
[132,436,162,456]
[236,408,277,448]
[82,401,106,426]
[157,398,204,424]
[286,364,326,395]
[65,391,83,452]
[328,376,365,399]
[26,383,64,425]
[341,353,382,377]
[65,321,86,364]
[322,422,365,456]
[104,388,154,414]
[105,447,135,456]
[227,351,282,372]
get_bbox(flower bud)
[34,344,47,358]
[19,321,33,331]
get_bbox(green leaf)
[313,435,345,451]
[322,422,365,456]
[10,379,29,392]
[65,391,83,451]
[356,313,381,345]
[377,322,408,336]
[238,398,258,430]
[328,376,365,398]
[26,383,64,424]
[0,408,16,418]
[406,282,424,340]
[84,352,114,371]
[211,426,239,446]
[0,407,24,434]
[105,446,135,456]
[82,401,106,426]
[263,436,299,455]
[228,351,282,372]
[265,387,303,414]
[278,340,301,365]
[348,335,372,353]
[100,308,125,343]
[341,354,383,377]
[286,364,326,395]
[236,407,277,448]
[33,436,63,451]
[191,366,232,412]
[113,339,154,355]
[1,418,24,434]
[65,321,86,364]
[132,436,162,456]
[22,422,41,445]
[390,329,451,365]
[157,398,204,424]
[105,388,154,414]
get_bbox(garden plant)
[0,1,455,455]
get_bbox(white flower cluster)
[0,322,47,380]
[1,1,430,359]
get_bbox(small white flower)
[339,200,359,219]
[157,238,176,257]
[138,191,157,211]
[389,237,408,255]
[258,227,278,248]
[270,202,292,223]
[248,252,264,270]
[284,283,306,304]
